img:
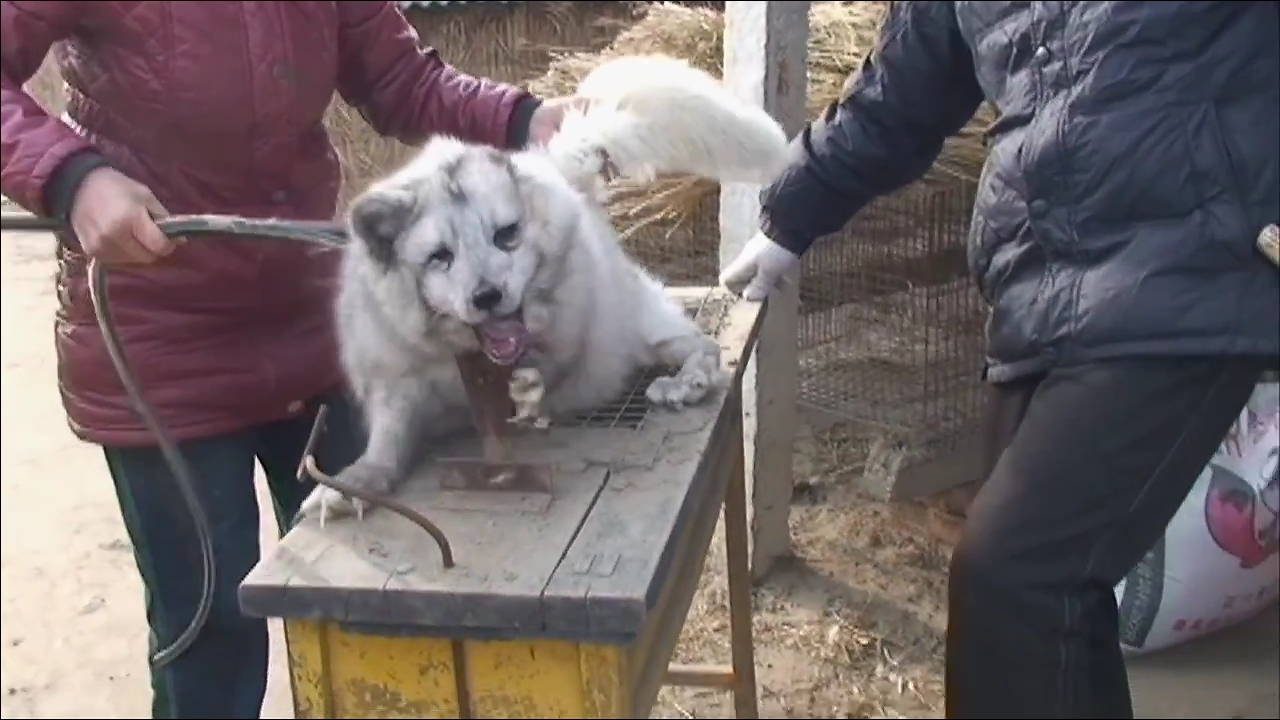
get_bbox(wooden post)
[719,1,809,580]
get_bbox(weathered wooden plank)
[240,429,637,633]
[541,295,765,640]
[630,402,745,716]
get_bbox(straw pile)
[527,1,996,241]
[327,1,646,211]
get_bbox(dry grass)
[527,2,997,244]
[326,1,645,212]
[653,419,954,718]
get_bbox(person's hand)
[527,96,590,146]
[68,166,176,265]
[719,231,801,301]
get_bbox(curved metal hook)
[295,405,456,569]
[300,455,457,569]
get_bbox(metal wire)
[796,181,984,459]
[2,211,348,671]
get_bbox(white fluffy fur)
[299,55,788,523]
[548,55,791,199]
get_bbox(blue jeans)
[102,394,365,719]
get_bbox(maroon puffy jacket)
[1,1,537,447]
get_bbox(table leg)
[723,432,760,719]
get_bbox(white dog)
[300,55,788,524]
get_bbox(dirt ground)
[2,225,1277,719]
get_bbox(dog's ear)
[348,188,416,269]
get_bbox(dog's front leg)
[299,378,443,526]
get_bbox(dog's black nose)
[471,287,504,312]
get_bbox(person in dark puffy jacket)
[0,2,578,718]
[721,2,1278,718]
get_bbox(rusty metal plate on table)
[436,458,555,493]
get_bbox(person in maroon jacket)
[0,2,578,717]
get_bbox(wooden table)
[239,289,766,719]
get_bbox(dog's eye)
[427,248,454,266]
[493,223,520,250]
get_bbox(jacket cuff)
[506,95,543,150]
[759,208,815,257]
[43,149,111,223]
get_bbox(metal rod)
[451,639,474,719]
[300,455,457,569]
[453,351,518,464]
[296,405,331,483]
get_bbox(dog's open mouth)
[475,311,529,366]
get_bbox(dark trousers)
[944,356,1269,719]
[102,395,365,719]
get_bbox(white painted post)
[719,1,809,580]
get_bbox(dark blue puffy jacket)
[762,1,1279,382]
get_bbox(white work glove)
[718,231,800,301]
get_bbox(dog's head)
[347,138,579,364]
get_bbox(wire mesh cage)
[617,177,987,473]
[797,181,986,463]
[571,289,733,431]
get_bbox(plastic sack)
[1115,381,1279,655]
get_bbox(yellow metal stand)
[240,291,765,719]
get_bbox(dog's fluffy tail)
[545,55,790,195]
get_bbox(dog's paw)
[646,340,727,409]
[297,462,395,528]
[299,485,367,528]
[646,366,724,408]
[508,413,553,431]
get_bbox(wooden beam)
[718,1,809,580]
